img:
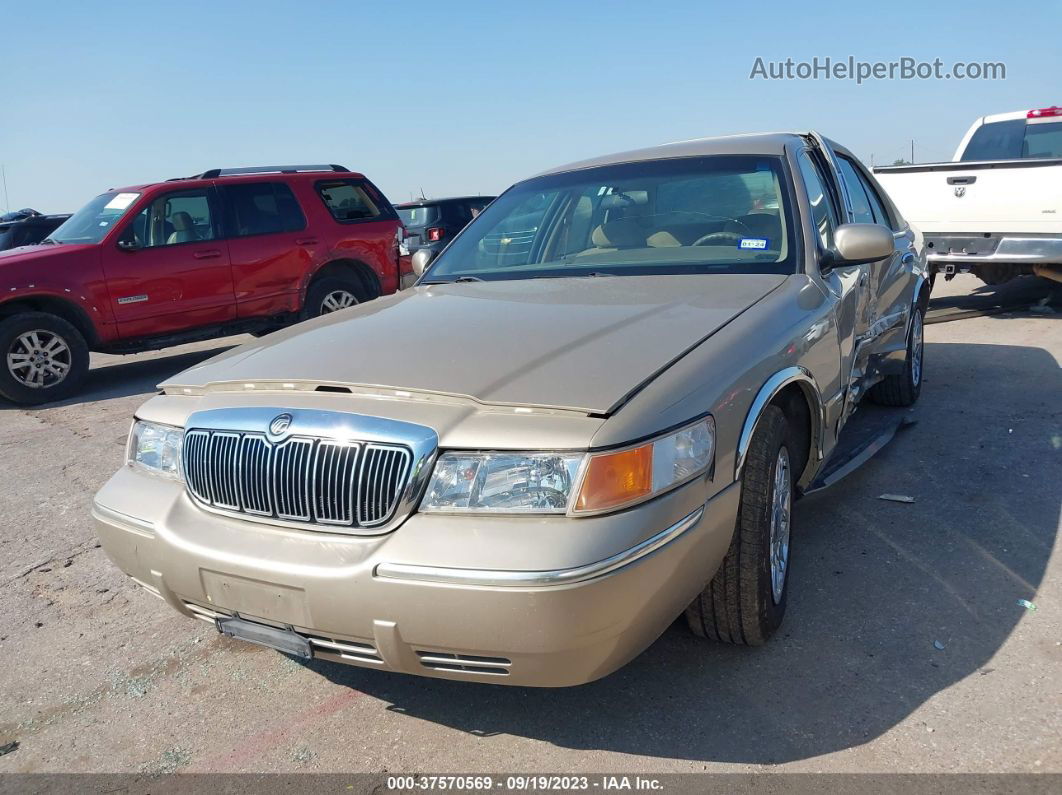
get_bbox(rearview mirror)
[824,223,894,270]
[411,248,434,276]
[117,238,141,252]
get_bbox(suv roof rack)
[170,164,350,181]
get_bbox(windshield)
[960,119,1062,161]
[422,155,794,283]
[397,206,441,227]
[47,191,141,244]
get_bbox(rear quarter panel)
[293,179,401,297]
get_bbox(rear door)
[835,155,916,351]
[219,181,313,318]
[105,187,236,338]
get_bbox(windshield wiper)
[452,275,484,282]
[39,237,57,245]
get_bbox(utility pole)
[911,139,915,164]
[1,164,9,212]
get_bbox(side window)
[123,190,215,248]
[224,182,306,237]
[316,180,383,222]
[796,151,837,250]
[836,157,876,224]
[839,157,894,228]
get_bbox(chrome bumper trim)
[374,504,705,587]
[928,236,1062,264]
[92,502,156,536]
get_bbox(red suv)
[0,164,405,405]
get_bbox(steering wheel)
[691,216,754,247]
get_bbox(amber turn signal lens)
[574,444,653,512]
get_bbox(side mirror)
[411,248,434,276]
[824,223,894,270]
[117,238,141,252]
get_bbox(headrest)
[591,218,645,249]
[171,211,194,231]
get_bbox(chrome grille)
[183,429,412,530]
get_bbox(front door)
[104,188,236,338]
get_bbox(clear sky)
[1,0,1057,213]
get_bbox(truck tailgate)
[874,160,1062,234]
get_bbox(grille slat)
[183,428,409,530]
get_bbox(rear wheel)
[0,312,89,405]
[869,305,924,407]
[686,405,793,645]
[304,276,365,320]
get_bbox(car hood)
[164,275,787,414]
[0,242,93,263]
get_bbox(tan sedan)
[94,132,928,686]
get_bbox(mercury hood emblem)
[268,413,293,437]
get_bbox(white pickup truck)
[874,106,1062,287]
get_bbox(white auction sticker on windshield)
[104,192,139,210]
[738,238,768,250]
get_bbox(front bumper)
[93,467,739,687]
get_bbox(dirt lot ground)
[0,275,1059,775]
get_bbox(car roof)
[535,132,805,177]
[395,196,495,208]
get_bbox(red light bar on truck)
[1027,106,1062,119]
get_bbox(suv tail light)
[1027,106,1062,119]
[426,227,445,242]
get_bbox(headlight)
[572,417,715,514]
[420,452,584,514]
[127,420,184,479]
[419,416,715,516]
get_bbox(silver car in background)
[93,132,928,686]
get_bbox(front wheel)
[869,305,924,407]
[0,312,89,405]
[686,405,793,645]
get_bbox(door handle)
[295,237,318,246]
[193,249,222,259]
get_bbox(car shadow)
[301,341,1060,765]
[928,275,1061,323]
[0,344,237,411]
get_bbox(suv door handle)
[295,237,318,245]
[193,249,222,260]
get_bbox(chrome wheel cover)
[320,290,358,313]
[6,329,72,389]
[770,446,792,605]
[910,310,924,386]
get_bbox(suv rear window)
[397,206,440,227]
[316,180,384,222]
[960,119,1062,160]
[224,182,306,237]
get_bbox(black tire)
[686,405,793,646]
[0,312,89,406]
[869,304,924,407]
[303,276,366,320]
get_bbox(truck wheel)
[686,405,792,645]
[0,312,89,405]
[869,305,924,407]
[304,276,364,319]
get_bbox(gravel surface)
[0,275,1059,774]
